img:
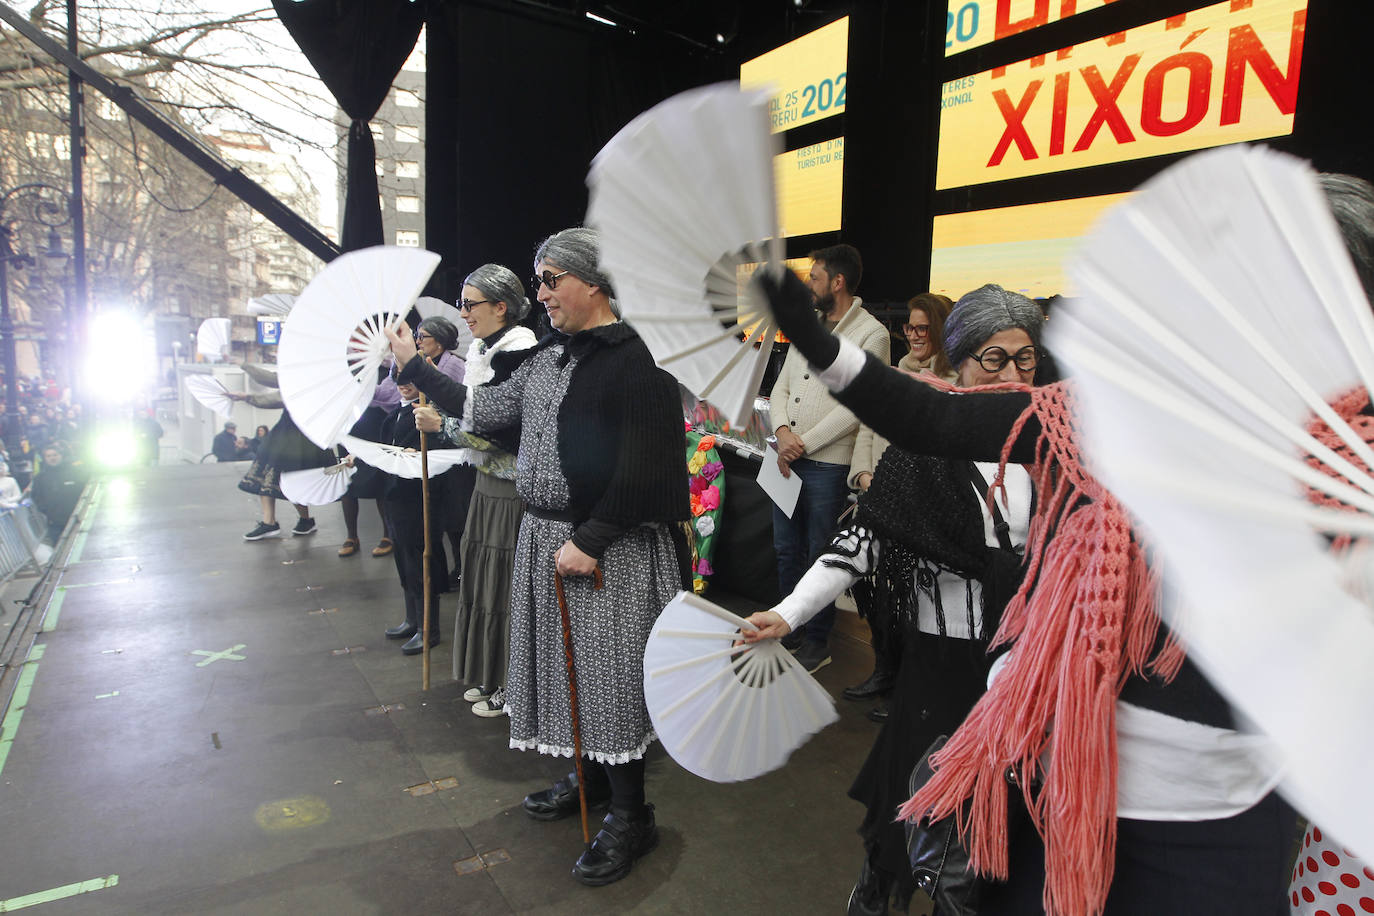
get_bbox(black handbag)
[904,735,983,916]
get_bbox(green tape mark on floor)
[0,874,119,911]
[41,588,65,633]
[0,643,45,779]
[68,530,88,564]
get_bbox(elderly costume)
[434,264,539,709]
[763,273,1293,916]
[397,229,689,886]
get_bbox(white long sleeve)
[771,528,878,631]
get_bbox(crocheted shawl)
[844,447,999,642]
[897,382,1183,916]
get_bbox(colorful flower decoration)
[699,484,721,511]
[684,430,725,594]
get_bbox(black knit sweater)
[397,321,689,557]
[834,352,1234,729]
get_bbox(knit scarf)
[1305,386,1374,550]
[896,382,1183,916]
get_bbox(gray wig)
[464,263,530,322]
[417,315,461,352]
[1319,172,1374,305]
[943,283,1045,367]
[533,227,615,297]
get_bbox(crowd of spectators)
[0,373,90,543]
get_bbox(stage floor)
[0,462,896,915]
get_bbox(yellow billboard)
[945,0,1110,56]
[775,138,844,238]
[937,0,1307,189]
[929,193,1130,299]
[740,17,848,133]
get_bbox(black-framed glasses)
[532,269,571,291]
[971,345,1040,372]
[413,331,433,342]
[903,323,931,336]
[458,298,491,313]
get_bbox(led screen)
[945,0,1111,56]
[775,138,844,238]
[740,17,848,133]
[937,0,1306,189]
[928,193,1130,299]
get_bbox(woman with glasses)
[430,264,538,716]
[745,284,1040,914]
[759,276,1295,915]
[413,315,475,597]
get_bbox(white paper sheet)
[756,442,802,518]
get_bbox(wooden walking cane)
[419,392,433,691]
[554,564,604,847]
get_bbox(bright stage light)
[93,429,139,469]
[86,309,156,403]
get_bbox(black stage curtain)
[274,0,426,252]
[423,3,727,301]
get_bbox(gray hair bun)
[534,227,614,297]
[943,283,1045,368]
[464,263,530,322]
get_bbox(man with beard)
[769,244,889,673]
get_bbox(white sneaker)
[463,685,494,703]
[472,687,507,718]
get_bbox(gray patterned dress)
[468,339,682,763]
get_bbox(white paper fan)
[1049,144,1374,860]
[338,435,467,479]
[280,461,356,505]
[248,293,296,317]
[643,591,837,783]
[587,83,783,427]
[277,246,441,448]
[415,296,474,359]
[185,374,233,418]
[196,317,231,361]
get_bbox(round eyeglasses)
[970,345,1040,373]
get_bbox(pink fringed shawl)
[896,383,1183,916]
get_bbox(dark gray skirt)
[451,472,522,686]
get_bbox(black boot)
[401,630,439,655]
[843,668,896,700]
[571,804,659,886]
[847,854,892,916]
[522,770,612,821]
[384,621,416,640]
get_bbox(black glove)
[755,268,840,369]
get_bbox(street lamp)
[0,182,72,464]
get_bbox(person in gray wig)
[388,227,689,887]
[941,283,1045,383]
[443,262,540,718]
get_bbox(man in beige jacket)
[770,244,891,672]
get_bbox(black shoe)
[523,771,611,822]
[401,631,439,655]
[843,669,896,701]
[866,701,890,724]
[243,521,281,540]
[794,640,832,674]
[384,621,416,640]
[847,855,892,916]
[292,517,317,536]
[780,629,805,653]
[572,805,659,886]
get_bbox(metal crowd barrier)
[0,503,48,584]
